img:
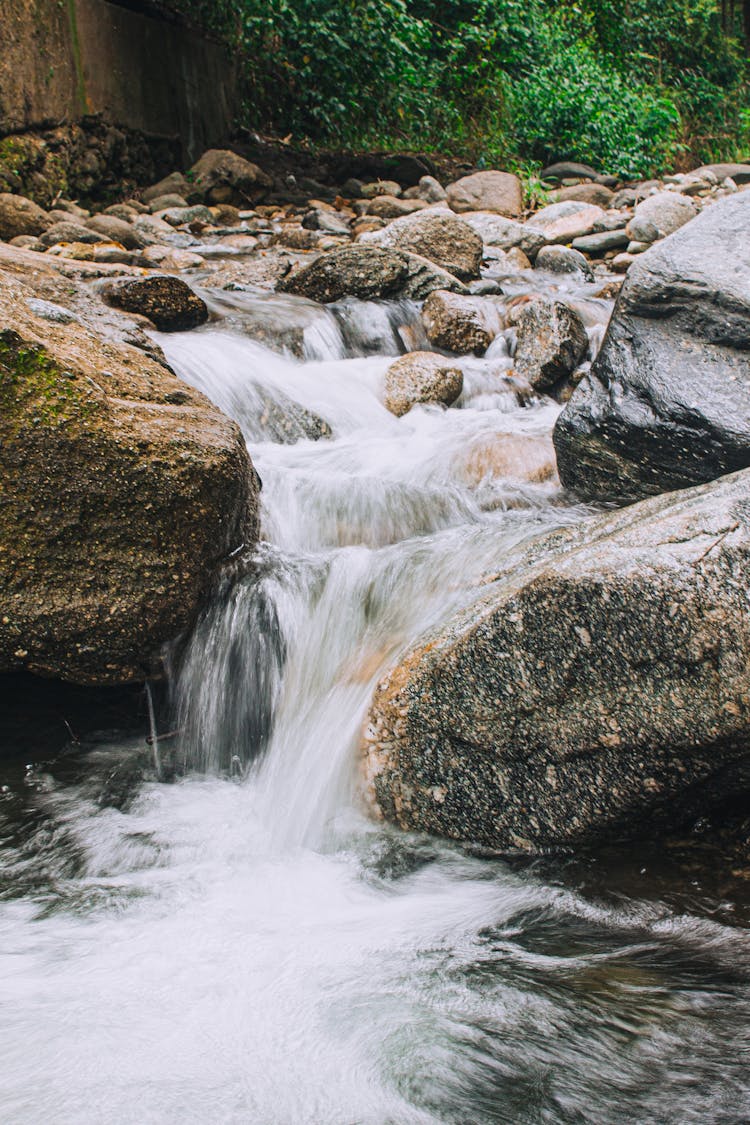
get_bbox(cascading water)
[1,272,749,1125]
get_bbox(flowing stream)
[1,269,749,1124]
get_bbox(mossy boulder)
[0,271,258,685]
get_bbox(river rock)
[459,213,545,259]
[417,175,447,203]
[626,191,697,244]
[551,183,615,208]
[142,172,194,205]
[693,162,750,185]
[361,180,402,199]
[535,204,607,244]
[188,149,272,206]
[40,221,104,247]
[86,214,147,250]
[541,161,599,182]
[102,276,209,332]
[514,298,589,393]
[367,196,428,219]
[447,171,523,217]
[278,246,466,304]
[161,205,215,227]
[0,270,257,685]
[571,229,629,255]
[554,191,750,503]
[0,194,53,241]
[422,290,498,354]
[358,209,483,280]
[364,467,750,850]
[384,351,463,416]
[534,245,594,281]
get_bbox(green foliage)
[510,39,682,178]
[172,0,749,173]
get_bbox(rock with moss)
[0,270,258,685]
[365,468,750,850]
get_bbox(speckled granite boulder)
[0,270,258,685]
[278,246,467,303]
[513,298,589,393]
[101,275,208,331]
[422,290,500,354]
[358,209,483,280]
[384,351,463,416]
[554,191,750,504]
[365,467,750,850]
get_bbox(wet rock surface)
[421,289,499,354]
[365,468,750,850]
[513,298,589,393]
[384,351,463,416]
[0,272,258,685]
[554,191,750,503]
[101,275,209,331]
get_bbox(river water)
[1,268,749,1124]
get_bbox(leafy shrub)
[510,40,682,177]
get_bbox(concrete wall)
[0,0,236,161]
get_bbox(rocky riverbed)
[1,143,750,1123]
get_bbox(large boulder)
[187,149,272,205]
[101,276,209,332]
[0,270,258,685]
[358,209,483,280]
[277,245,466,303]
[384,352,463,416]
[0,193,52,241]
[365,467,750,850]
[554,192,750,504]
[447,171,523,217]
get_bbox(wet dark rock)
[365,467,750,850]
[514,298,589,394]
[384,351,463,416]
[554,192,750,504]
[0,270,258,685]
[541,161,599,182]
[252,384,332,443]
[101,275,208,331]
